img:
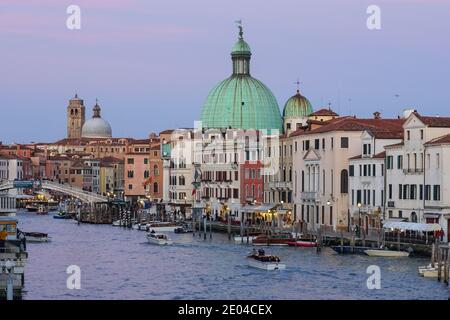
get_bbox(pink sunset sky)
[1,0,449,142]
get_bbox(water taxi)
[174,224,193,234]
[146,232,173,246]
[36,205,48,216]
[247,249,285,270]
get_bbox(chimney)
[373,111,381,120]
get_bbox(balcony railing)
[269,182,292,190]
[301,192,318,201]
[403,168,424,175]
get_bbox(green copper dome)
[200,26,283,132]
[283,90,313,118]
[232,38,251,54]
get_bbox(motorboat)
[25,204,38,212]
[53,211,71,220]
[247,250,286,270]
[132,223,149,231]
[174,224,193,234]
[252,231,294,246]
[287,240,317,248]
[418,264,445,277]
[146,221,179,232]
[364,249,410,257]
[24,232,51,243]
[146,232,173,246]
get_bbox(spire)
[235,19,243,39]
[294,79,303,94]
[93,99,101,118]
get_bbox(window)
[127,158,134,165]
[341,137,349,148]
[437,153,440,169]
[420,130,424,140]
[397,155,403,169]
[315,139,320,150]
[410,185,416,200]
[340,170,348,194]
[386,156,394,169]
[419,185,423,200]
[127,170,134,178]
[388,184,392,199]
[144,170,150,179]
[398,184,403,199]
[433,185,441,201]
[425,185,431,200]
[305,140,310,150]
[322,138,325,150]
[286,123,291,130]
[407,130,410,140]
[128,184,133,190]
[153,182,158,193]
[349,165,354,177]
[144,158,149,165]
[331,138,334,149]
[329,206,333,225]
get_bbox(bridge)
[0,180,108,204]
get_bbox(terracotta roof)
[99,156,124,164]
[424,134,450,146]
[309,108,339,117]
[290,117,404,138]
[160,129,175,135]
[414,112,450,127]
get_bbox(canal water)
[16,211,448,300]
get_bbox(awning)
[383,221,442,232]
[241,203,277,213]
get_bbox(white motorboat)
[146,222,179,232]
[24,232,51,243]
[132,223,149,231]
[364,249,410,257]
[247,251,286,270]
[147,232,173,246]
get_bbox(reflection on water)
[17,211,447,300]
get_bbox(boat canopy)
[383,221,441,232]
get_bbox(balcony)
[301,192,318,201]
[269,182,292,190]
[403,168,424,175]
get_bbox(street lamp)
[357,202,362,230]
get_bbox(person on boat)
[150,229,156,234]
[251,248,257,256]
[258,248,265,256]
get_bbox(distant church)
[67,94,112,139]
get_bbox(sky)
[1,0,450,143]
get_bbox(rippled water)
[15,211,448,300]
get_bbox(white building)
[291,115,404,232]
[348,128,403,231]
[384,111,450,242]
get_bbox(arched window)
[340,169,348,194]
[153,165,159,176]
[153,182,158,193]
[411,212,418,222]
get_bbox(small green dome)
[232,39,251,54]
[201,76,283,131]
[283,90,313,118]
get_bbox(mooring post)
[203,216,207,240]
[209,216,212,239]
[228,214,232,241]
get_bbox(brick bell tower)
[67,93,86,139]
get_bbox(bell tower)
[67,94,86,139]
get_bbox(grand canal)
[16,211,448,300]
